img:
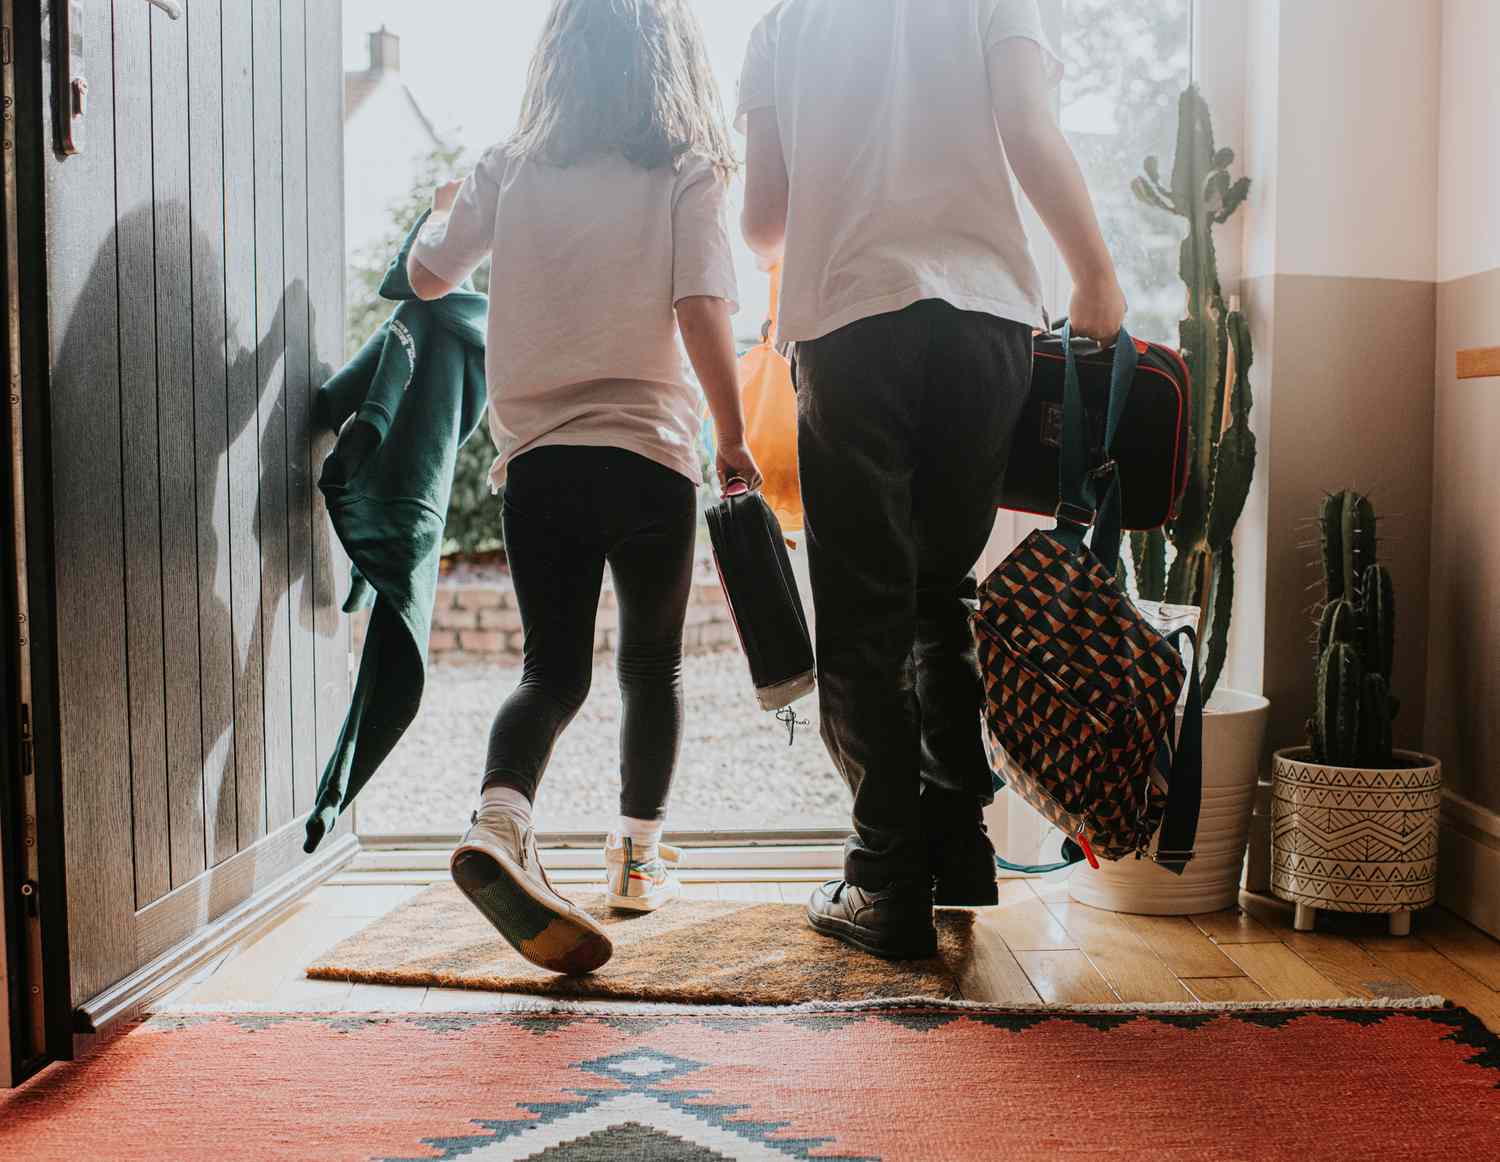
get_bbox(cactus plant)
[1129,85,1256,701]
[1307,490,1398,768]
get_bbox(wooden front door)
[17,0,352,1050]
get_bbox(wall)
[1426,0,1500,934]
[1237,0,1441,758]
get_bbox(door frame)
[2,0,71,1086]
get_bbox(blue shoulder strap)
[1153,626,1204,874]
[1053,322,1138,573]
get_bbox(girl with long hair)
[408,0,760,975]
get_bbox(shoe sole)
[605,880,680,913]
[451,848,612,975]
[805,907,938,961]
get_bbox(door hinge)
[19,700,33,776]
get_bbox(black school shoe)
[806,880,938,960]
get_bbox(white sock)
[481,786,532,825]
[619,816,664,850]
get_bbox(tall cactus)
[1307,490,1398,768]
[1129,85,1256,701]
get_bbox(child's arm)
[409,148,501,300]
[408,182,464,300]
[990,40,1126,340]
[741,108,789,264]
[677,296,763,492]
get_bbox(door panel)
[38,0,350,1015]
[42,0,138,1004]
[187,0,240,871]
[114,0,174,909]
[150,1,209,892]
[221,0,270,852]
[250,0,296,840]
[306,0,349,783]
[281,0,320,821]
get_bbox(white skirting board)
[1438,792,1500,940]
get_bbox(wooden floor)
[162,850,1500,1032]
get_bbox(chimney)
[368,26,400,74]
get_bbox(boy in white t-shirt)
[739,0,1126,958]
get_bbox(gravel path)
[357,648,850,836]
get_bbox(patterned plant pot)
[1270,747,1442,937]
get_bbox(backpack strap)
[994,837,1088,877]
[1053,322,1138,573]
[1154,626,1205,875]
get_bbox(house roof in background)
[344,28,443,146]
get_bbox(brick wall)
[350,569,740,664]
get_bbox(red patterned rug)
[3,1001,1497,1160]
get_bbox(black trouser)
[794,300,1032,890]
[483,445,698,821]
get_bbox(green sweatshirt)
[304,213,488,852]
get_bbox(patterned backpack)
[975,327,1203,874]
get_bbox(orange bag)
[739,266,803,533]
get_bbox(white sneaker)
[604,833,684,912]
[451,808,613,975]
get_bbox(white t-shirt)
[737,0,1061,343]
[411,151,739,487]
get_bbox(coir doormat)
[5,1002,1497,1161]
[306,882,974,1005]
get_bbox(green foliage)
[1307,491,1398,768]
[443,426,504,558]
[345,141,500,559]
[1129,85,1256,701]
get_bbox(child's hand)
[432,179,464,216]
[716,440,764,494]
[1068,277,1127,343]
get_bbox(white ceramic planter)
[1270,748,1442,936]
[1069,688,1270,915]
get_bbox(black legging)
[483,445,698,820]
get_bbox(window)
[1035,0,1196,342]
[349,1,1201,845]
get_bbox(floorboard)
[960,914,1045,1005]
[1418,910,1500,992]
[1360,937,1500,1030]
[1181,976,1271,1003]
[1121,914,1246,980]
[1012,949,1118,1003]
[1216,943,1346,1001]
[981,881,1076,952]
[1190,906,1280,945]
[1043,899,1192,1002]
[1278,930,1427,999]
[343,983,428,1012]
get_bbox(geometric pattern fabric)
[976,529,1185,862]
[5,1005,1498,1160]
